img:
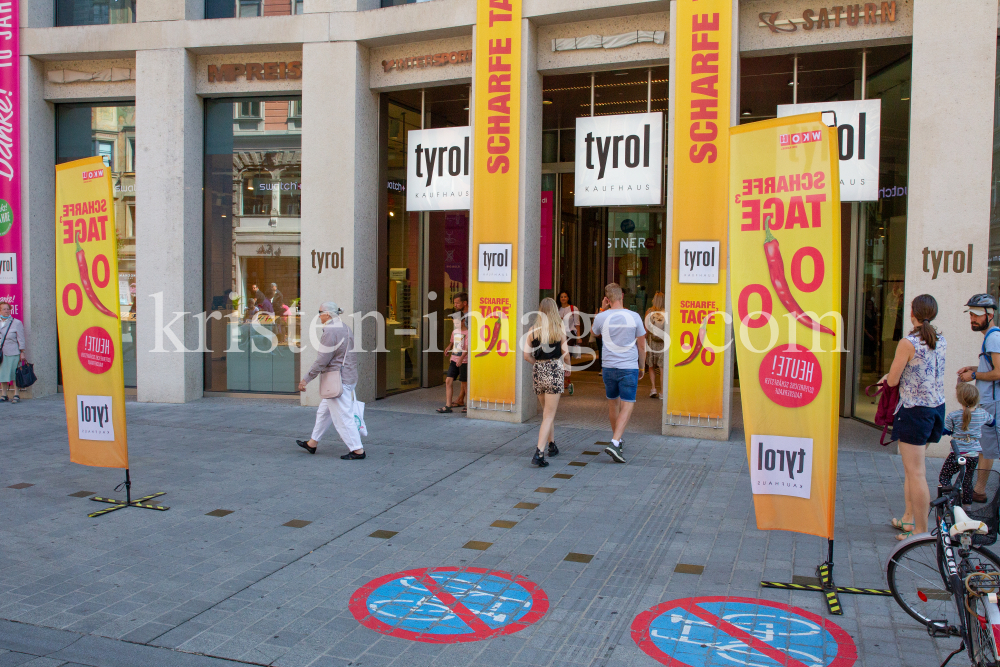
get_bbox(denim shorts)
[893,404,945,446]
[603,367,639,402]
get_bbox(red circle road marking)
[631,596,857,667]
[349,566,548,644]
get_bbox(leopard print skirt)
[533,359,565,395]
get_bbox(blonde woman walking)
[644,292,666,399]
[523,297,569,467]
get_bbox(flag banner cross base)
[87,469,168,518]
[757,539,881,616]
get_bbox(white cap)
[967,307,988,316]
[319,301,343,315]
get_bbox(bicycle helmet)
[965,294,997,313]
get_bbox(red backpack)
[865,382,900,446]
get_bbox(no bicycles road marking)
[631,596,857,666]
[349,566,548,644]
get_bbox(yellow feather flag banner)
[666,0,733,421]
[729,114,841,539]
[469,0,521,406]
[55,156,129,469]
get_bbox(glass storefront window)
[56,104,137,387]
[56,0,135,26]
[381,0,437,6]
[852,53,912,424]
[206,0,303,19]
[381,86,470,395]
[203,97,302,393]
[988,38,1000,299]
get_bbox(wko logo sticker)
[82,168,106,181]
[779,131,822,148]
[750,434,813,499]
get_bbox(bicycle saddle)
[950,506,989,539]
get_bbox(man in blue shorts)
[592,283,646,463]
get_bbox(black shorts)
[447,361,467,383]
[893,404,945,446]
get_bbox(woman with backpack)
[883,294,946,541]
[644,292,666,399]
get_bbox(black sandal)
[436,406,453,413]
[296,439,316,454]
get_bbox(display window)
[203,97,302,393]
[56,0,135,26]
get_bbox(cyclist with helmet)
[957,293,1000,502]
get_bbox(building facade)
[15,0,1000,439]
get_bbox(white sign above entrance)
[406,126,471,212]
[777,99,881,201]
[574,112,663,207]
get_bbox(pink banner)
[0,3,20,318]
[539,191,553,290]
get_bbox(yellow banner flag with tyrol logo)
[55,156,129,469]
[729,114,841,539]
[469,0,521,407]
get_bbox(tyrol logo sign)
[778,100,881,201]
[750,434,813,499]
[574,112,663,206]
[407,126,471,211]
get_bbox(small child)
[940,383,995,505]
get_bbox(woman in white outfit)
[0,302,26,403]
[296,301,365,460]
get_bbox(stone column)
[135,49,204,403]
[20,56,56,397]
[906,0,998,427]
[467,18,542,425]
[299,41,379,406]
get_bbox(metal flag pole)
[89,468,169,518]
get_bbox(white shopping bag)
[352,390,368,437]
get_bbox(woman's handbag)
[319,369,343,399]
[15,361,36,389]
[865,381,900,446]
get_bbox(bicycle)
[887,439,1000,666]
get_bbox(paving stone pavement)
[0,395,964,666]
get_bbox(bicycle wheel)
[967,593,1000,667]
[887,536,1000,632]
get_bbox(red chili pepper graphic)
[76,241,118,319]
[675,326,706,367]
[763,215,834,335]
[475,318,503,357]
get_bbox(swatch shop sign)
[406,126,471,212]
[777,99,881,201]
[575,112,664,207]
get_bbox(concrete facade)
[12,0,1000,436]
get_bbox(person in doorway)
[592,283,646,463]
[0,302,27,403]
[438,315,468,414]
[270,283,286,343]
[644,292,666,399]
[957,293,1000,502]
[524,297,569,467]
[883,294,946,541]
[251,284,273,314]
[296,302,366,460]
[558,291,581,395]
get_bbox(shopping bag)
[15,361,36,389]
[352,390,368,437]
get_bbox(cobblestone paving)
[0,395,959,666]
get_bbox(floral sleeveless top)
[897,332,946,410]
